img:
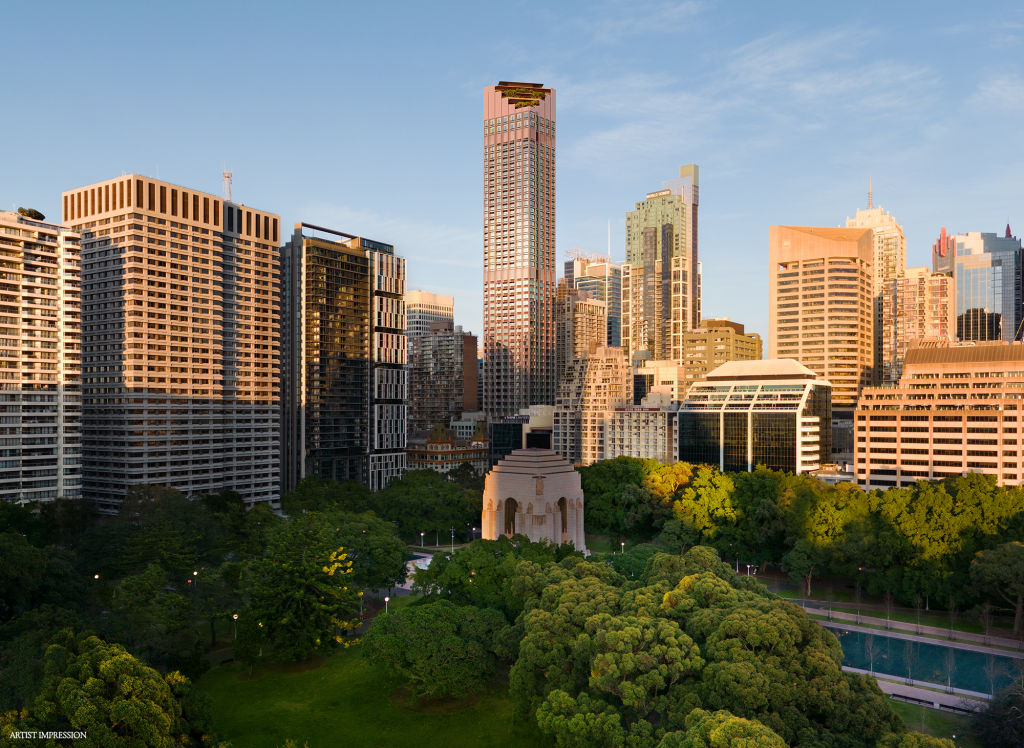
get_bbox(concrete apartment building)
[555,278,606,383]
[0,211,81,502]
[63,176,279,510]
[622,165,701,363]
[681,318,762,386]
[604,391,680,465]
[855,341,1024,488]
[482,82,556,417]
[408,320,478,432]
[553,346,631,466]
[933,228,1022,343]
[405,289,454,343]
[564,251,623,347]
[880,267,955,383]
[769,225,874,457]
[679,360,832,474]
[632,359,687,404]
[281,223,406,493]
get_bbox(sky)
[3,0,1023,342]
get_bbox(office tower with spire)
[564,250,623,347]
[622,165,700,364]
[933,226,1023,342]
[844,181,906,379]
[281,223,407,493]
[482,82,556,418]
[64,175,280,510]
[0,210,81,502]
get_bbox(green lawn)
[197,646,544,748]
[889,699,978,746]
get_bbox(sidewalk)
[791,599,1024,653]
[843,667,987,712]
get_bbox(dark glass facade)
[678,412,719,466]
[489,421,524,466]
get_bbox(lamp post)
[232,613,238,640]
[450,527,455,553]
[746,564,751,576]
[420,531,424,548]
[620,541,625,554]
[93,573,100,580]
[384,596,390,614]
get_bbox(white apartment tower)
[0,211,81,502]
[63,176,280,510]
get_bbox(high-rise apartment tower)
[564,251,623,347]
[482,82,556,417]
[281,223,406,493]
[0,211,81,502]
[622,165,700,363]
[63,176,280,510]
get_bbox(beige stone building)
[769,226,874,429]
[63,176,280,510]
[604,392,679,465]
[0,211,81,502]
[880,267,955,383]
[855,341,1024,488]
[481,448,586,551]
[553,346,631,466]
[681,318,762,385]
[633,359,688,403]
[555,278,607,383]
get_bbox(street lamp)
[450,527,455,553]
[93,573,100,580]
[420,531,424,548]
[746,564,751,576]
[232,613,238,640]
[384,596,390,614]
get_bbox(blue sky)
[3,0,1022,341]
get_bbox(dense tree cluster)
[581,458,1024,627]
[0,475,418,744]
[375,539,947,747]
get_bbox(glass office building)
[678,359,831,474]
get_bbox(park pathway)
[789,599,1024,653]
[842,667,987,713]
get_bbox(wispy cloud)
[300,202,479,270]
[968,73,1024,111]
[578,0,704,44]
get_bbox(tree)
[17,207,44,220]
[970,671,1024,748]
[324,510,406,591]
[247,514,360,662]
[672,467,736,544]
[662,708,786,747]
[31,630,194,746]
[363,600,507,698]
[970,541,1024,635]
[781,539,820,596]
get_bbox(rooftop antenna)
[222,170,233,202]
[867,176,873,209]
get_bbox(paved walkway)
[843,667,987,712]
[791,599,1024,654]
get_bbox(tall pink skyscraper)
[482,82,556,417]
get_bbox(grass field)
[197,646,544,748]
[889,699,978,746]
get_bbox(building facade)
[768,225,874,457]
[844,195,907,376]
[553,346,631,466]
[678,360,832,474]
[880,267,955,383]
[856,342,1024,488]
[555,279,606,383]
[622,165,700,362]
[405,290,454,343]
[281,223,406,494]
[482,81,556,417]
[564,251,623,347]
[681,318,762,386]
[604,392,679,465]
[481,448,586,551]
[932,228,1022,343]
[0,211,81,502]
[64,175,279,510]
[632,359,687,404]
[406,426,489,475]
[408,320,478,431]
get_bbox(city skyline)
[2,2,1021,343]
